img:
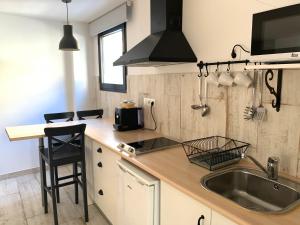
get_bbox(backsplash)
[96,70,300,178]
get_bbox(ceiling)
[0,0,126,23]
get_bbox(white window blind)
[89,3,128,36]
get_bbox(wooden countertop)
[6,119,300,225]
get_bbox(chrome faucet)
[241,153,279,180]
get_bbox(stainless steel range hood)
[114,0,197,67]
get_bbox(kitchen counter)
[82,118,300,225]
[6,118,300,225]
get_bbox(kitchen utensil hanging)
[196,59,285,113]
[255,70,267,121]
[191,73,204,110]
[244,70,258,120]
[202,72,210,117]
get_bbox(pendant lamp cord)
[66,2,69,25]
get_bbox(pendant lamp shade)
[59,25,79,51]
[59,0,79,51]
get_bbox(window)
[98,23,127,92]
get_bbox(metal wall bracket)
[264,69,283,112]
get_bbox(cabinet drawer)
[92,141,121,225]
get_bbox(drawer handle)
[97,148,102,153]
[198,215,204,225]
[98,189,103,195]
[97,162,102,168]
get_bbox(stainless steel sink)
[201,168,300,213]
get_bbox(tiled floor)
[0,167,110,225]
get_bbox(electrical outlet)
[144,98,155,106]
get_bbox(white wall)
[126,0,300,75]
[0,13,95,176]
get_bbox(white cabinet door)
[121,171,155,225]
[93,142,120,225]
[84,136,94,205]
[211,210,238,225]
[161,181,211,225]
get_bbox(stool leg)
[81,159,89,222]
[50,166,58,225]
[41,158,48,214]
[73,163,79,204]
[54,166,60,203]
[39,138,45,207]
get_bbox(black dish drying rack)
[182,136,250,171]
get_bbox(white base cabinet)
[161,181,238,225]
[86,140,238,225]
[211,210,238,225]
[161,181,211,225]
[92,142,121,225]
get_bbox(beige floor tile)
[26,213,53,225]
[22,196,52,219]
[0,169,109,225]
[16,173,38,185]
[61,218,85,225]
[19,178,41,200]
[0,193,25,221]
[87,205,109,225]
[0,218,27,225]
[0,178,18,197]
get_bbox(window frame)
[98,23,127,93]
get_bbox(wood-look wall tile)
[164,74,181,96]
[263,70,300,106]
[180,73,226,141]
[97,72,300,177]
[226,86,259,149]
[256,104,300,176]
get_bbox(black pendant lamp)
[59,0,79,51]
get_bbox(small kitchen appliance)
[113,107,144,131]
[251,3,300,63]
[117,159,159,225]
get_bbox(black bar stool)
[44,112,75,203]
[76,109,103,120]
[40,124,88,225]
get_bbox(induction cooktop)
[117,137,179,155]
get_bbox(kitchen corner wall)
[96,0,300,178]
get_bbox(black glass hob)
[126,137,179,155]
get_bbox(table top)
[5,121,85,141]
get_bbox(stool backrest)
[44,124,86,160]
[76,109,103,120]
[44,112,74,123]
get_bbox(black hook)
[198,68,203,78]
[204,63,209,77]
[215,62,219,72]
[227,61,231,72]
[244,60,248,70]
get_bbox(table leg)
[39,137,45,206]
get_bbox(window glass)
[98,24,126,92]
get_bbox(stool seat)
[41,147,81,166]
